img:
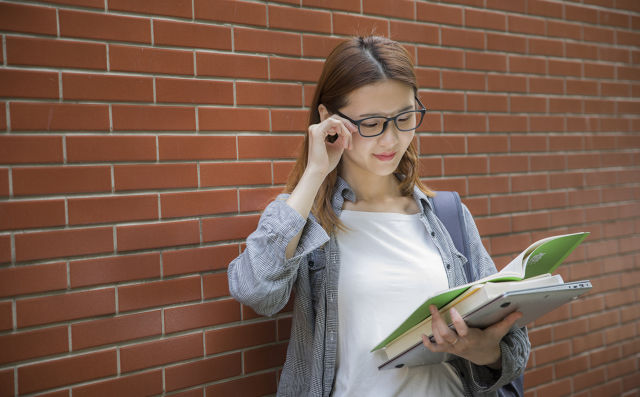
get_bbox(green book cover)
[371,232,589,352]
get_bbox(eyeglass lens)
[359,110,424,137]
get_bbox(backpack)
[432,191,524,397]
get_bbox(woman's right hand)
[306,115,357,177]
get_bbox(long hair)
[284,36,434,233]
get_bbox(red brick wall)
[0,0,638,396]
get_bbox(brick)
[0,103,5,131]
[206,321,276,355]
[6,36,107,70]
[417,2,463,25]
[10,102,109,131]
[197,53,266,80]
[68,194,158,225]
[0,326,67,365]
[418,47,464,69]
[509,55,546,75]
[566,117,597,132]
[165,353,241,392]
[508,15,545,35]
[39,0,104,7]
[163,244,238,276]
[70,253,160,288]
[271,109,309,132]
[489,115,527,132]
[238,136,303,159]
[332,12,389,37]
[119,275,200,312]
[72,370,163,397]
[466,52,506,72]
[0,262,66,298]
[510,96,546,113]
[528,0,563,18]
[0,369,13,397]
[109,0,192,18]
[490,195,529,215]
[467,94,508,112]
[202,215,260,242]
[602,82,631,97]
[205,372,277,397]
[488,75,526,93]
[121,333,203,373]
[443,114,486,133]
[270,58,324,83]
[556,355,589,378]
[362,0,414,19]
[59,9,151,43]
[420,135,465,154]
[67,135,156,163]
[0,235,10,264]
[442,27,484,50]
[0,2,57,35]
[12,165,110,196]
[549,97,583,114]
[390,20,438,45]
[237,82,302,107]
[110,45,193,75]
[200,162,271,187]
[239,187,280,213]
[62,73,153,102]
[0,69,58,99]
[155,78,233,105]
[18,350,117,394]
[420,91,464,112]
[548,60,582,78]
[199,108,270,131]
[203,272,228,299]
[599,47,630,64]
[0,301,11,331]
[617,30,640,46]
[0,135,63,165]
[165,299,240,334]
[154,20,231,50]
[491,155,529,173]
[465,8,506,31]
[194,0,266,26]
[566,79,598,96]
[468,135,508,153]
[442,71,485,91]
[574,368,606,392]
[599,9,630,28]
[468,176,509,195]
[15,226,113,262]
[159,136,235,161]
[486,33,526,54]
[511,174,548,192]
[17,288,115,327]
[547,20,582,40]
[584,99,616,114]
[114,163,197,191]
[566,42,599,60]
[269,4,331,34]
[113,105,195,131]
[584,26,615,44]
[534,340,572,365]
[234,27,300,56]
[524,365,553,388]
[244,343,288,373]
[117,220,200,252]
[161,190,237,218]
[444,156,488,175]
[302,34,346,58]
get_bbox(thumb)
[486,311,523,339]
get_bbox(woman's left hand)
[422,305,523,368]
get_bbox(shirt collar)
[331,175,433,215]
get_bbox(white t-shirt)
[332,210,464,397]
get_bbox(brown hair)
[284,36,433,233]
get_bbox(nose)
[379,120,400,145]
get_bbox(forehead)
[344,80,414,115]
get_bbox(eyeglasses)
[334,97,427,138]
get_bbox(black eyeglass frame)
[333,96,427,138]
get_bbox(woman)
[227,36,530,396]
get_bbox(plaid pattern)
[228,177,530,396]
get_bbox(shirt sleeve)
[227,194,329,317]
[449,204,532,396]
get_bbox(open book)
[371,232,589,354]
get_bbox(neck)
[340,168,401,203]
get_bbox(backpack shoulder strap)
[431,191,471,280]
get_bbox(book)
[383,274,564,359]
[371,232,589,353]
[378,279,592,370]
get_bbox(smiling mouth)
[373,152,396,161]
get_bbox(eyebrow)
[357,104,414,118]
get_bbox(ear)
[318,104,330,122]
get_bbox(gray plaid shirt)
[228,177,530,396]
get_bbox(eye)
[361,121,380,128]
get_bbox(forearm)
[285,169,325,259]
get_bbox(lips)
[373,152,396,161]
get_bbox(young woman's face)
[338,80,416,179]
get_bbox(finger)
[487,311,523,339]
[326,118,352,149]
[430,305,458,345]
[422,334,445,352]
[450,308,469,338]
